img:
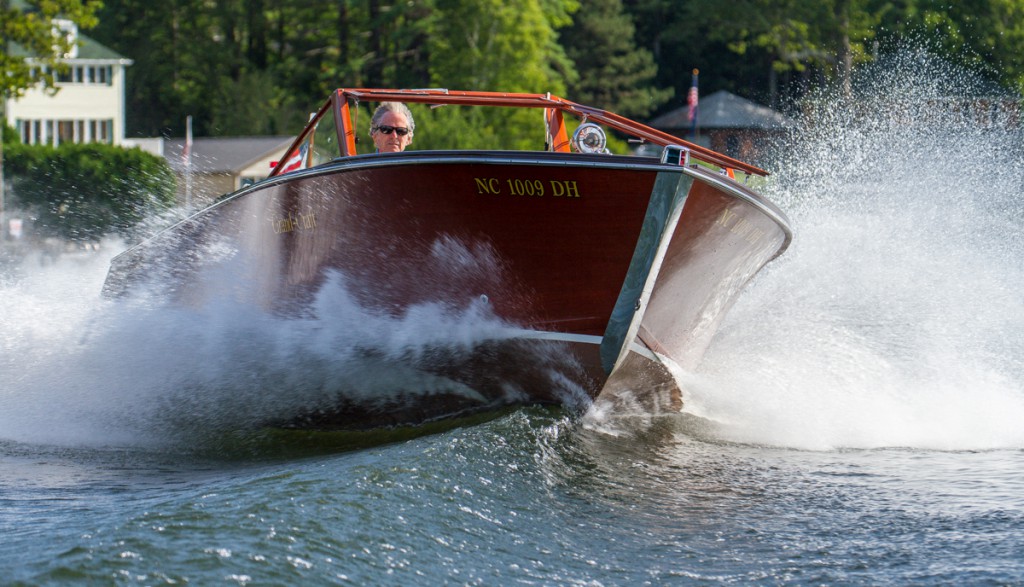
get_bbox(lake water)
[2,416,1022,585]
[2,53,1022,584]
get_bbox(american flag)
[279,143,308,174]
[687,69,699,124]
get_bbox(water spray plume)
[682,48,1024,451]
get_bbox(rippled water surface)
[2,52,1023,584]
[2,418,1023,585]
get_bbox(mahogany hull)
[104,151,791,430]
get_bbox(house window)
[15,119,114,145]
[97,119,112,143]
[49,64,113,85]
[58,120,75,144]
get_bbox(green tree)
[875,0,1024,94]
[629,0,885,110]
[628,0,778,111]
[428,0,576,92]
[560,0,671,118]
[84,0,1024,148]
[92,0,434,137]
[416,0,579,150]
[208,69,307,136]
[92,0,238,136]
[679,0,871,105]
[0,0,101,98]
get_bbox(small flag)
[279,143,308,174]
[687,68,699,128]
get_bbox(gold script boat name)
[271,211,317,234]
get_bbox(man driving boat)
[369,102,415,153]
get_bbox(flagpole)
[184,115,193,208]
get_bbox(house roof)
[74,34,130,62]
[650,90,794,130]
[10,32,131,62]
[164,136,295,175]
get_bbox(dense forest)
[83,0,1024,139]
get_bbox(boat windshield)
[271,100,341,175]
[310,105,341,165]
[270,89,769,179]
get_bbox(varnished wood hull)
[104,151,791,430]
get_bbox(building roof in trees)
[9,30,130,63]
[73,33,130,62]
[9,32,130,62]
[164,136,296,175]
[650,90,794,130]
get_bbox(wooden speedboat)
[103,89,792,430]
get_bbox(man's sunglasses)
[375,125,410,136]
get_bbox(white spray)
[0,237,536,448]
[680,50,1024,450]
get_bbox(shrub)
[5,142,176,242]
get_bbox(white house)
[3,19,133,146]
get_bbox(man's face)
[371,111,413,153]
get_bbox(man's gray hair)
[370,102,415,137]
